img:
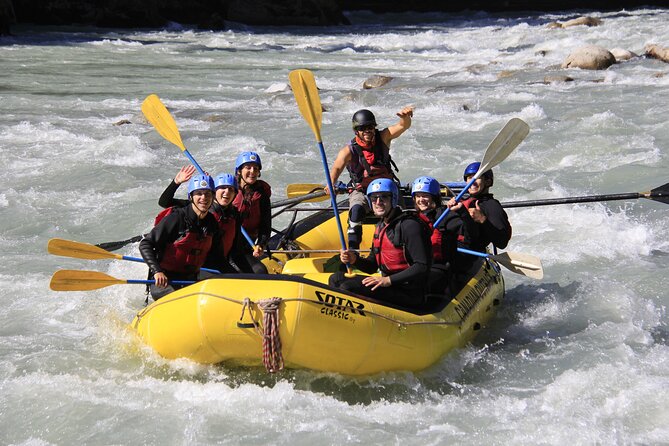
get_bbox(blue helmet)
[214,173,238,191]
[187,174,215,196]
[411,176,441,198]
[235,151,262,172]
[463,161,494,185]
[366,178,399,208]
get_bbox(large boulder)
[562,16,602,27]
[546,16,602,29]
[610,48,638,62]
[645,44,669,63]
[362,75,393,89]
[562,45,616,70]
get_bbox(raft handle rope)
[134,291,463,333]
[238,297,285,373]
[133,291,466,373]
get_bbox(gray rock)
[562,16,602,27]
[562,45,616,70]
[610,48,638,62]
[645,44,669,63]
[362,75,393,89]
[543,75,574,83]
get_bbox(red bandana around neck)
[355,135,374,149]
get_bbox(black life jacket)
[346,130,399,190]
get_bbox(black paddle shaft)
[96,235,142,251]
[502,182,669,208]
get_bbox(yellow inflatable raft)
[131,210,505,375]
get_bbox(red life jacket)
[457,197,477,244]
[346,130,398,190]
[417,212,444,262]
[154,207,174,226]
[211,208,237,257]
[460,196,477,210]
[372,213,429,275]
[154,207,214,274]
[232,180,271,239]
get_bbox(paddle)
[141,94,256,249]
[48,238,221,274]
[275,246,541,279]
[457,247,543,280]
[50,269,194,292]
[271,191,328,209]
[500,182,669,208]
[289,69,353,276]
[433,118,530,228]
[96,235,142,251]
[286,183,329,203]
[94,189,334,252]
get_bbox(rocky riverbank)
[1,0,667,35]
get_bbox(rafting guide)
[326,106,414,250]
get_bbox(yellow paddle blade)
[288,69,323,142]
[48,238,122,261]
[141,94,187,151]
[286,183,329,202]
[490,251,544,280]
[50,270,126,291]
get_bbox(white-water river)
[0,8,667,445]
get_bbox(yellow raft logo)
[453,271,494,320]
[315,290,367,320]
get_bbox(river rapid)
[1,8,668,445]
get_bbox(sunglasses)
[355,125,376,132]
[370,193,392,202]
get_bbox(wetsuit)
[139,205,225,300]
[420,206,478,296]
[329,207,431,309]
[464,193,511,251]
[453,192,511,291]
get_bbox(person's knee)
[252,261,268,274]
[329,271,344,288]
[150,284,175,301]
[349,204,366,223]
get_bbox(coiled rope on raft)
[241,297,284,373]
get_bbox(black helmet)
[352,109,377,131]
